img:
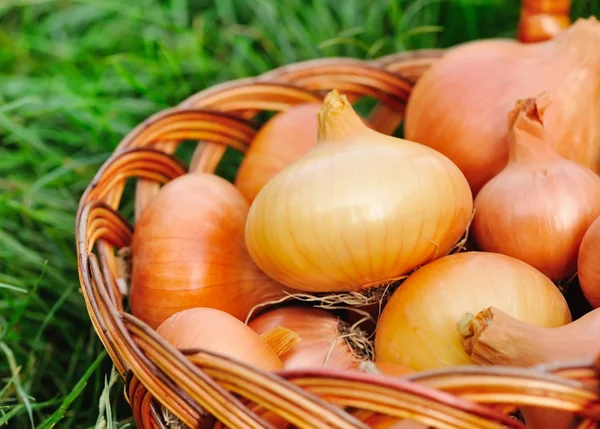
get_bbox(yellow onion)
[156,307,285,371]
[235,103,321,203]
[578,216,600,308]
[405,17,600,194]
[248,306,365,370]
[130,173,288,329]
[374,252,571,371]
[471,95,600,281]
[245,90,473,293]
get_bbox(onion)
[471,95,600,281]
[235,103,321,203]
[248,306,367,370]
[374,252,571,371]
[578,216,600,308]
[156,307,285,371]
[404,17,600,194]
[245,90,473,293]
[130,173,288,329]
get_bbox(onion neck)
[459,307,599,367]
[318,90,371,141]
[506,95,562,165]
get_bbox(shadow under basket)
[75,2,600,427]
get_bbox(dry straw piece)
[75,1,600,427]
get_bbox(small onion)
[156,307,284,371]
[235,103,321,203]
[375,252,571,371]
[248,306,364,370]
[471,95,600,281]
[130,173,288,329]
[578,216,600,308]
[245,90,473,293]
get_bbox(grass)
[0,0,598,427]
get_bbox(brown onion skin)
[156,307,284,371]
[248,306,358,370]
[578,216,600,308]
[471,96,600,281]
[235,103,321,203]
[130,173,287,329]
[404,17,600,194]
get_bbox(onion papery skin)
[248,306,359,370]
[374,252,571,371]
[404,17,600,194]
[371,361,415,377]
[156,307,284,371]
[578,216,600,308]
[235,103,321,204]
[245,90,473,293]
[130,173,287,329]
[471,95,600,281]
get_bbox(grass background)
[1,0,598,427]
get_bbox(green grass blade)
[36,351,107,429]
[0,342,35,428]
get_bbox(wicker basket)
[75,1,600,428]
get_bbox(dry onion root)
[374,252,571,371]
[405,17,600,194]
[471,95,600,282]
[130,173,290,329]
[245,90,473,301]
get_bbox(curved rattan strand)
[181,83,323,176]
[181,80,322,110]
[132,83,320,212]
[96,241,125,312]
[185,351,521,429]
[80,202,131,318]
[402,366,600,420]
[121,109,256,216]
[111,108,256,155]
[86,149,186,209]
[181,63,413,182]
[374,49,444,83]
[123,315,283,429]
[279,370,523,429]
[86,254,207,427]
[83,202,132,253]
[187,355,367,429]
[78,245,128,376]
